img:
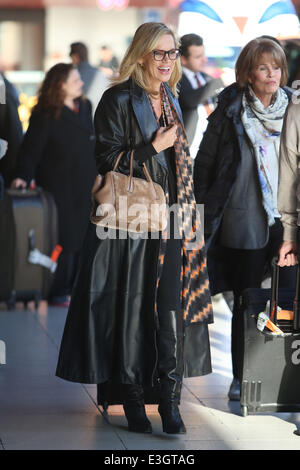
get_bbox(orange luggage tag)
[257,311,284,335]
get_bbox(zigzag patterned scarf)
[155,84,213,325]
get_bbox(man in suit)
[179,34,224,160]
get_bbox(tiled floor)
[1,294,300,450]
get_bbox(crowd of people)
[1,21,299,435]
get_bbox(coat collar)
[129,79,183,170]
[130,79,157,140]
[129,78,183,129]
[217,83,243,119]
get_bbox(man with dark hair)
[179,33,224,159]
[70,42,108,115]
[70,42,89,63]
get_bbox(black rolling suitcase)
[240,258,300,417]
[3,188,60,307]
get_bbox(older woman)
[193,37,296,400]
[56,22,212,435]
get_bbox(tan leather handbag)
[91,150,167,233]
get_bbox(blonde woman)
[56,22,212,435]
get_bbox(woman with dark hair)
[56,22,212,435]
[11,63,97,305]
[193,37,296,400]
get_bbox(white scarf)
[241,86,288,226]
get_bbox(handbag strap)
[112,150,127,171]
[113,150,134,186]
[112,150,160,199]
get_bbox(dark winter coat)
[178,71,223,145]
[16,98,97,252]
[55,78,212,386]
[0,75,23,186]
[193,83,292,295]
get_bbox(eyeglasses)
[152,49,180,61]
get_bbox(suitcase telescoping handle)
[270,257,300,330]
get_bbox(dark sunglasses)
[152,49,180,61]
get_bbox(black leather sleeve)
[94,88,130,175]
[94,87,157,176]
[134,143,157,164]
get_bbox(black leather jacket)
[56,79,211,386]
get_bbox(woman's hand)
[278,240,298,267]
[11,178,27,189]
[152,124,177,154]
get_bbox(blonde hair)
[235,37,287,89]
[111,22,182,97]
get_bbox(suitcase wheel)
[241,405,248,417]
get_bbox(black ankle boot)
[158,381,186,434]
[157,310,186,434]
[123,384,152,433]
